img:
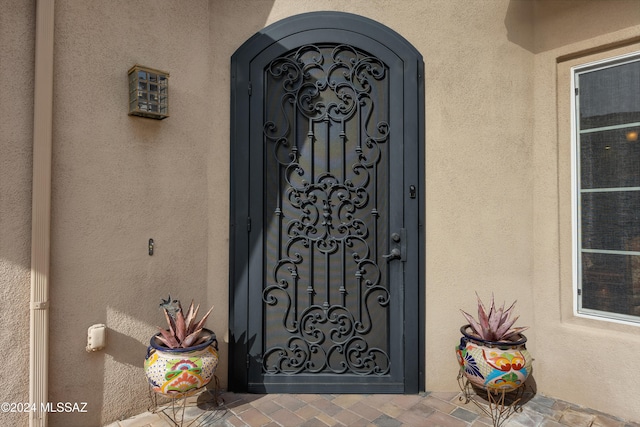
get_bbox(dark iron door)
[231,12,424,393]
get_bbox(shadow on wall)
[106,329,149,368]
[505,0,640,54]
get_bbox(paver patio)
[106,390,640,427]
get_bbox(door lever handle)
[382,228,406,262]
[383,248,401,261]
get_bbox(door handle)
[382,229,406,262]
[383,248,401,261]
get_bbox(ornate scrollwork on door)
[262,44,391,376]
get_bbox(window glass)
[575,53,640,323]
[581,192,640,251]
[579,61,640,130]
[580,128,640,189]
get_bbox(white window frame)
[571,50,640,326]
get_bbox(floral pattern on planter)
[144,329,219,397]
[456,325,532,392]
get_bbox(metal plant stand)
[457,372,533,427]
[148,376,226,427]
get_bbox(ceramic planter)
[456,325,532,392]
[144,328,219,397]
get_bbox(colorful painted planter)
[456,325,532,392]
[144,329,219,397]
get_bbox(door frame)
[229,11,425,393]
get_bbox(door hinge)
[246,354,250,368]
[248,82,252,96]
[577,288,582,296]
[247,216,251,232]
[575,87,579,96]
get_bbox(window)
[573,51,640,323]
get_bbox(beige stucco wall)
[1,0,639,425]
[0,2,34,427]
[531,0,640,421]
[47,1,214,425]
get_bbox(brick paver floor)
[107,390,640,427]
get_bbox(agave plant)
[460,293,528,342]
[155,295,214,349]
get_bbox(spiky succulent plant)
[155,295,214,349]
[460,293,528,342]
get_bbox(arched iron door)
[231,12,424,393]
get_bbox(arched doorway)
[230,11,424,393]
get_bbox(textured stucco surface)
[1,0,640,425]
[46,1,213,425]
[0,1,34,426]
[533,5,640,419]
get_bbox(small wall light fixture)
[128,65,169,120]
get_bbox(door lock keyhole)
[409,185,416,199]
